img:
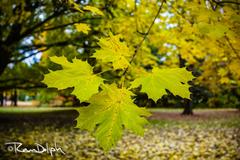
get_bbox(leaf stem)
[96,69,112,75]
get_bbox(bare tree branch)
[225,35,240,60]
[208,0,217,10]
[212,0,240,5]
[18,10,66,41]
[0,84,46,91]
[18,30,100,51]
[10,48,50,64]
[0,78,37,83]
[18,40,98,51]
[33,17,102,33]
[0,78,46,91]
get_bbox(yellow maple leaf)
[220,77,230,84]
[83,5,104,16]
[75,23,91,34]
[93,33,132,70]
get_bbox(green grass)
[0,107,239,159]
[0,107,237,114]
[149,117,240,128]
[0,107,75,114]
[0,107,239,128]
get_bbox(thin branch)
[0,78,45,90]
[122,0,166,77]
[18,40,98,51]
[18,30,100,51]
[33,17,102,33]
[208,0,217,10]
[18,41,76,50]
[171,6,194,25]
[225,35,240,60]
[10,48,49,63]
[134,0,146,36]
[0,78,36,83]
[212,0,240,5]
[19,10,65,40]
[137,30,148,35]
[0,84,46,91]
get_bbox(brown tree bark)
[181,99,193,115]
[0,45,13,76]
[0,92,3,106]
[10,89,18,106]
[179,54,193,115]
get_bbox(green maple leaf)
[76,84,150,151]
[130,67,194,102]
[42,56,104,101]
[92,33,132,70]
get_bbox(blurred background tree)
[0,0,239,113]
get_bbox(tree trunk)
[182,99,193,115]
[178,54,194,115]
[13,89,17,106]
[0,92,3,106]
[0,23,22,76]
[0,45,12,76]
[10,89,18,106]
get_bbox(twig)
[19,10,65,41]
[33,17,102,33]
[225,35,240,60]
[10,47,50,64]
[171,6,193,25]
[121,0,166,77]
[208,0,217,11]
[212,0,240,5]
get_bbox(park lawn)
[0,107,239,128]
[0,107,75,114]
[149,107,239,112]
[0,106,237,113]
[149,116,240,129]
[148,108,240,128]
[0,107,239,159]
